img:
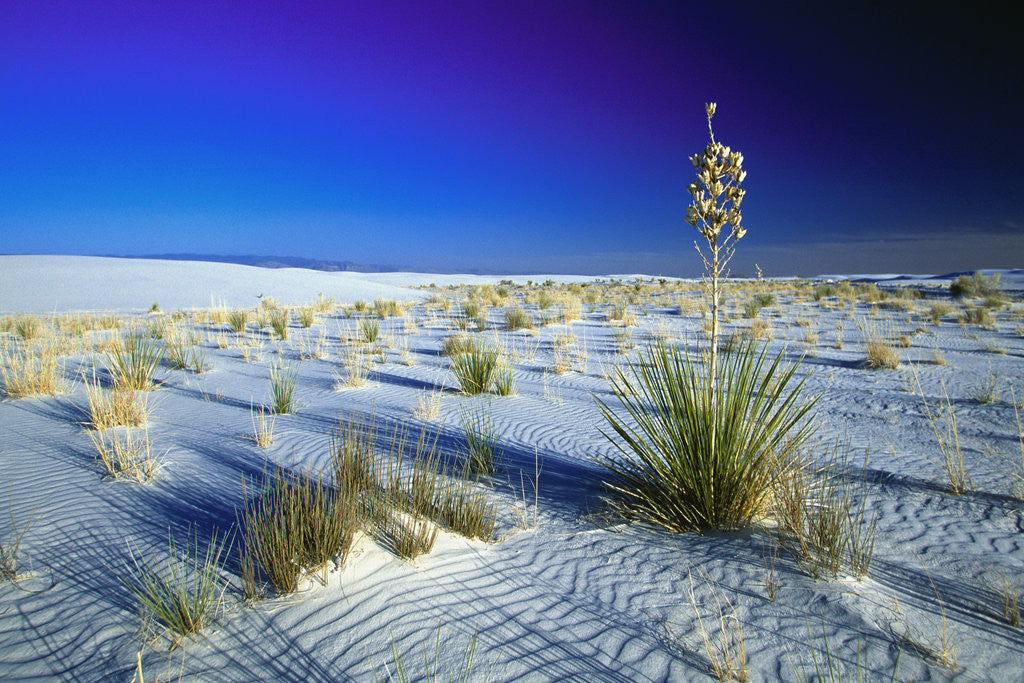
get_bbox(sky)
[1,1,1021,276]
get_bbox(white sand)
[1,255,1023,680]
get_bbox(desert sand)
[1,255,1023,681]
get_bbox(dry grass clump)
[14,316,43,341]
[83,370,149,429]
[336,344,371,389]
[504,305,533,331]
[0,340,67,398]
[89,427,161,482]
[912,370,971,494]
[413,389,443,421]
[374,298,404,318]
[268,310,289,340]
[773,447,877,580]
[248,405,275,448]
[859,320,900,370]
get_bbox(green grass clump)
[226,309,248,334]
[360,318,381,344]
[461,404,497,475]
[450,342,499,395]
[106,334,163,391]
[269,310,289,340]
[269,362,297,414]
[119,531,229,646]
[597,341,817,531]
[241,464,360,596]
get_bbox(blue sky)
[2,1,1021,275]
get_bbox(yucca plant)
[269,310,289,340]
[269,362,297,414]
[105,334,164,391]
[226,309,249,334]
[360,318,381,344]
[450,344,499,395]
[597,341,817,531]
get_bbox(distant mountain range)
[112,253,503,275]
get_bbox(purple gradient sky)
[2,1,1021,275]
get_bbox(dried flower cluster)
[686,102,747,257]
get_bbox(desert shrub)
[105,334,163,391]
[269,362,297,414]
[462,301,480,319]
[928,303,952,324]
[450,343,499,395]
[961,305,993,326]
[950,271,1002,298]
[119,531,229,645]
[597,341,817,531]
[504,306,533,331]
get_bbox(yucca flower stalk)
[686,101,747,454]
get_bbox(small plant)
[226,309,249,334]
[89,428,161,482]
[413,390,443,421]
[492,364,516,397]
[688,572,747,682]
[450,343,499,395]
[504,306,533,331]
[269,362,298,414]
[461,404,497,475]
[119,530,229,647]
[359,318,381,344]
[950,271,1002,298]
[968,370,999,404]
[371,622,493,683]
[912,368,971,495]
[241,463,360,596]
[1,502,35,583]
[269,310,289,340]
[997,577,1021,628]
[773,446,878,580]
[336,345,370,389]
[106,334,164,390]
[0,341,66,398]
[249,406,275,448]
[859,320,899,370]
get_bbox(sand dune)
[1,255,1023,680]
